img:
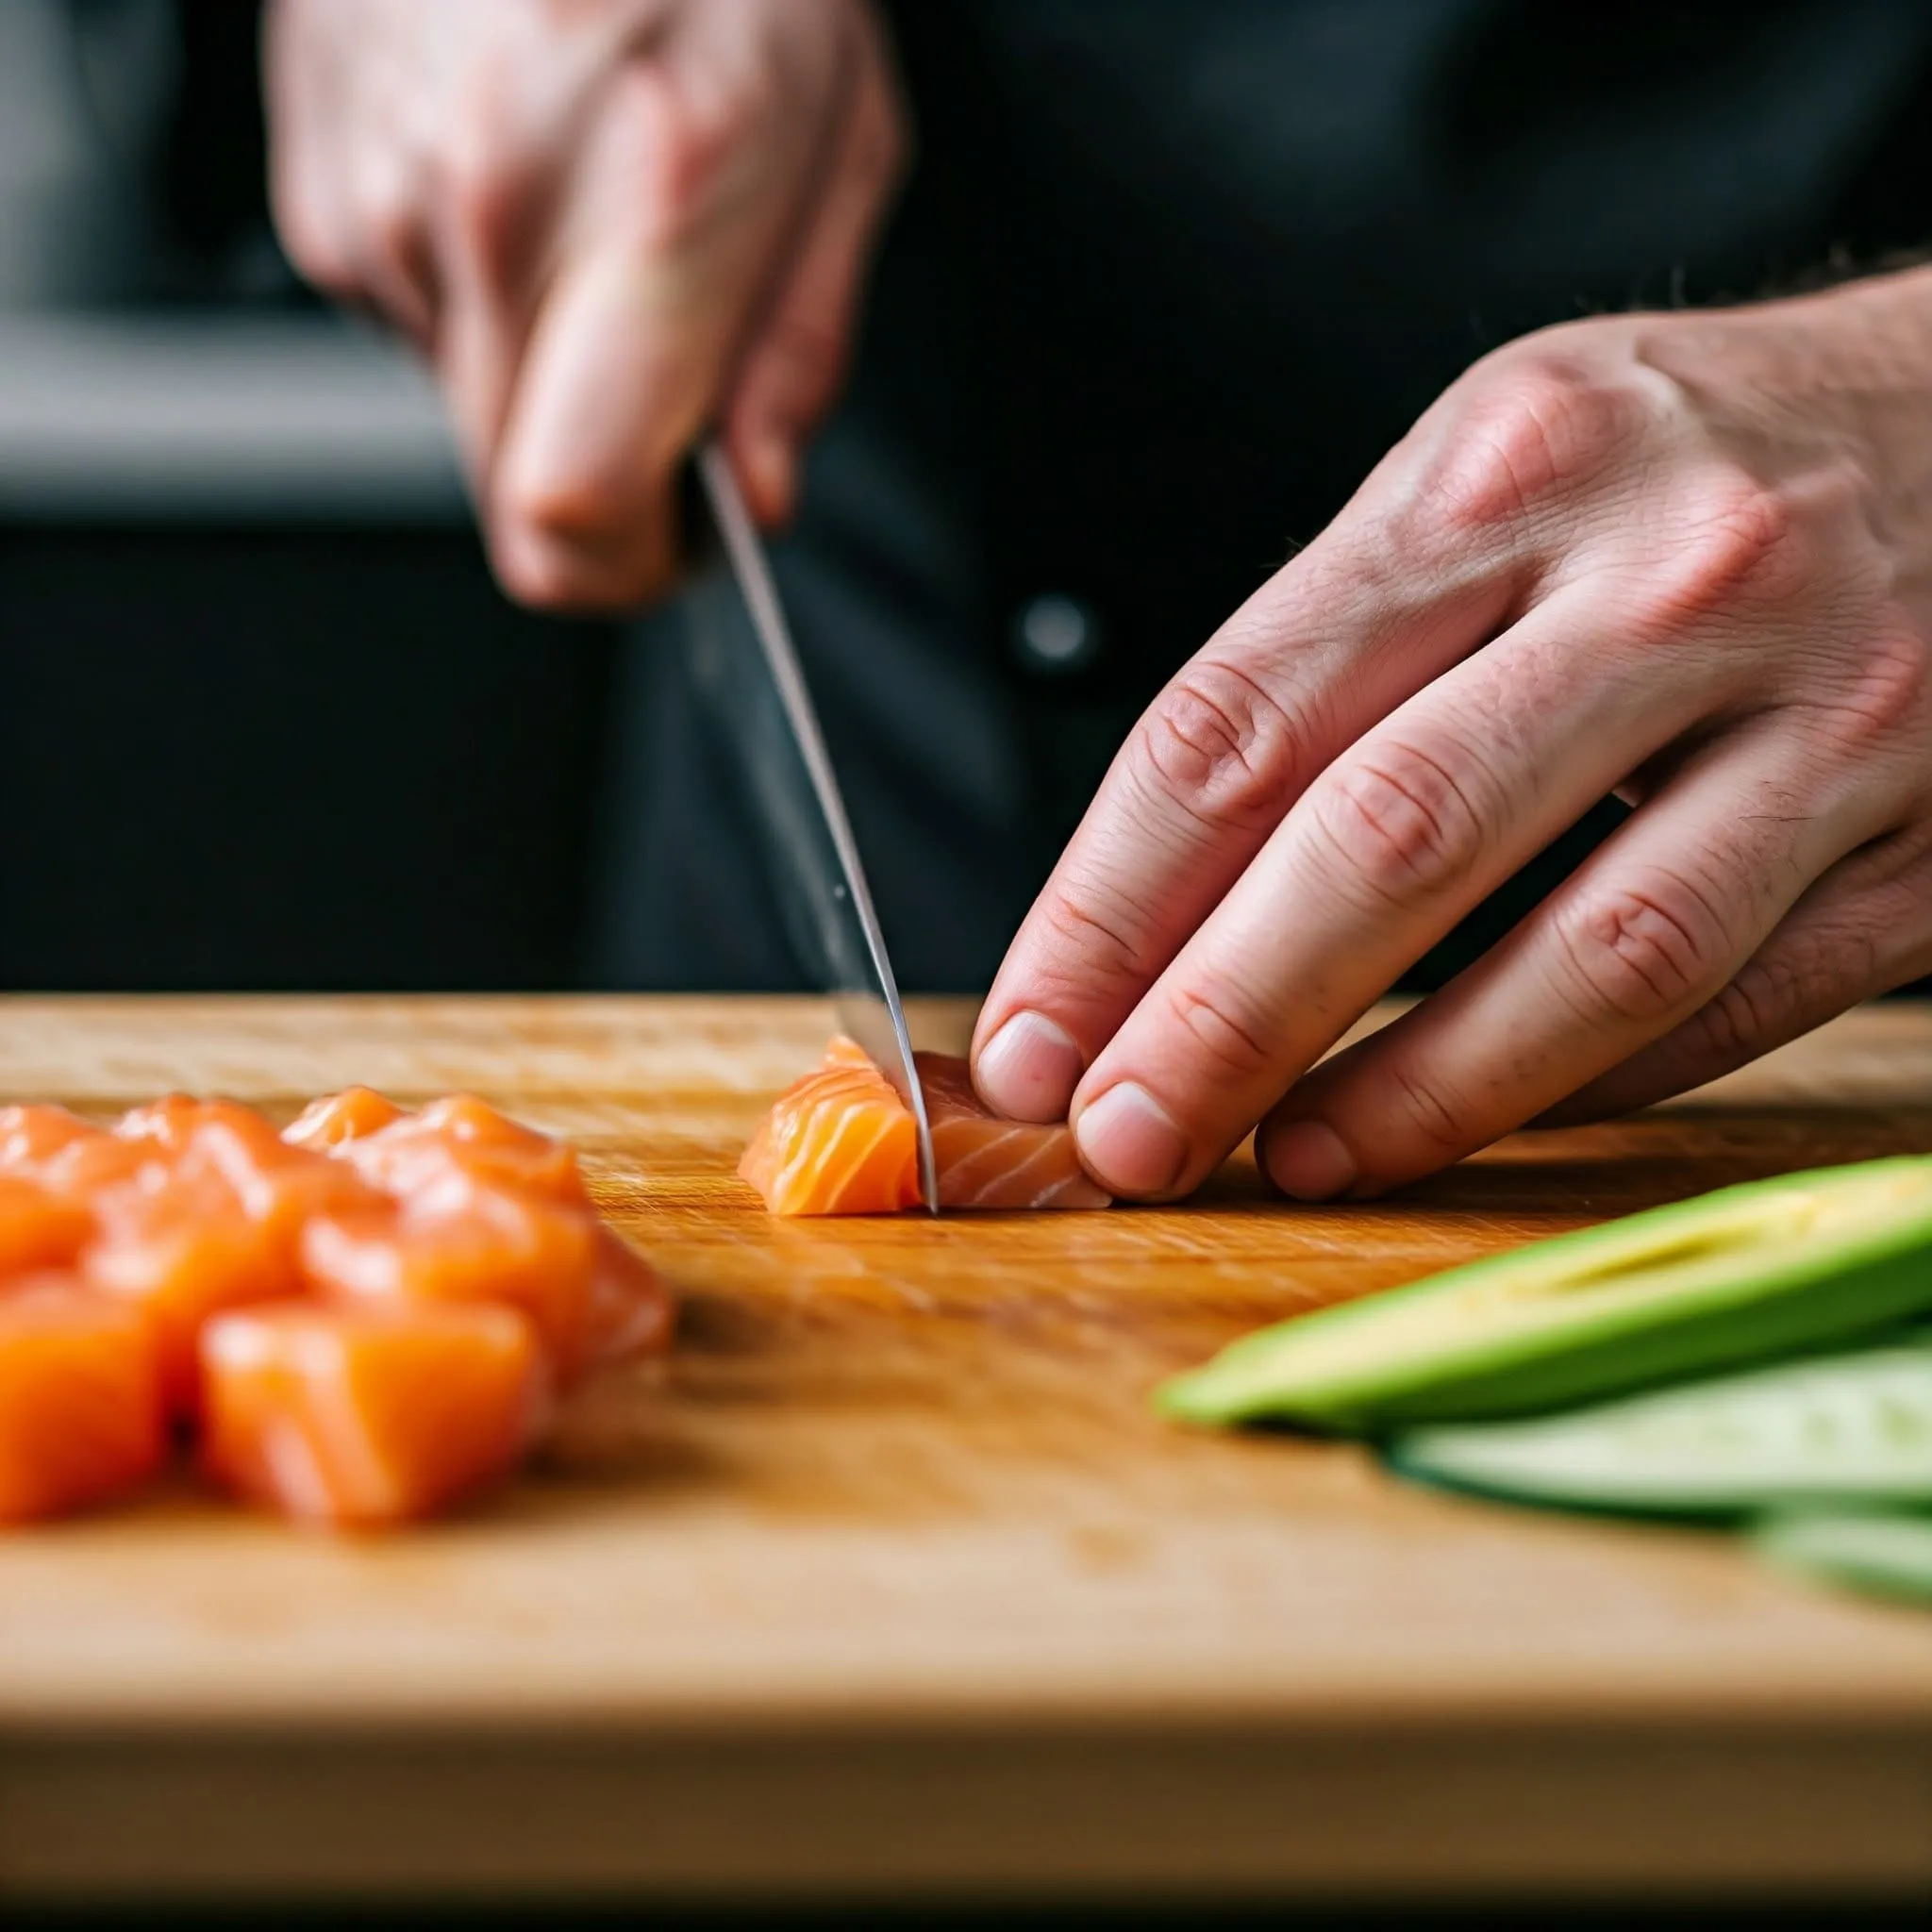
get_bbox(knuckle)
[356,174,423,282]
[1130,658,1306,839]
[1039,881,1161,991]
[440,129,526,265]
[1641,471,1805,628]
[1693,931,1858,1066]
[1814,627,1932,757]
[1553,869,1732,1023]
[607,67,740,241]
[1379,1055,1474,1157]
[1305,739,1491,908]
[270,175,353,293]
[1412,354,1645,540]
[1161,978,1276,1081]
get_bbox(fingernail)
[1075,1082,1187,1197]
[975,1011,1084,1122]
[1265,1120,1357,1202]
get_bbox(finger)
[1255,724,1902,1199]
[488,24,844,609]
[1530,825,1932,1125]
[723,9,907,527]
[1060,585,1734,1198]
[971,343,1661,1121]
[971,539,1524,1122]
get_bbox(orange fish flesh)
[301,1188,598,1378]
[282,1086,408,1150]
[738,1038,1110,1214]
[0,1278,167,1524]
[199,1302,542,1529]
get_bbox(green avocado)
[1751,1510,1932,1608]
[1156,1156,1932,1432]
[1384,1338,1932,1519]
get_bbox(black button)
[1010,592,1103,675]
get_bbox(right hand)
[265,0,908,609]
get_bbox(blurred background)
[0,0,619,995]
[3,0,1929,1003]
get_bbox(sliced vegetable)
[1157,1157,1932,1430]
[1385,1339,1932,1518]
[1751,1510,1932,1607]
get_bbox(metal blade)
[690,439,939,1214]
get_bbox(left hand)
[972,269,1932,1202]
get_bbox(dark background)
[3,0,1930,1001]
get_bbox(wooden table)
[1,995,1929,1908]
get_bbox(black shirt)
[72,1,1932,993]
[594,0,1932,991]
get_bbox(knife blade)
[689,438,939,1214]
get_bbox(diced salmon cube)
[342,1098,590,1209]
[0,1104,99,1171]
[176,1108,386,1238]
[0,1279,168,1524]
[0,1107,163,1204]
[199,1303,542,1529]
[112,1093,241,1153]
[302,1189,597,1378]
[0,1175,95,1280]
[84,1166,308,1415]
[282,1088,408,1151]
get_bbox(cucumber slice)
[1157,1156,1932,1431]
[1385,1341,1932,1519]
[1752,1511,1932,1607]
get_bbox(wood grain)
[1,994,1930,1905]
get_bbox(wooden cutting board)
[2,994,1930,1907]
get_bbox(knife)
[687,438,940,1214]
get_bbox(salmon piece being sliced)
[0,1176,94,1280]
[915,1054,1112,1210]
[738,1037,1111,1214]
[85,1164,308,1415]
[282,1087,408,1151]
[302,1188,598,1378]
[0,1278,168,1524]
[199,1303,542,1529]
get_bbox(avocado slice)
[1752,1510,1932,1608]
[1156,1156,1932,1431]
[1384,1338,1932,1519]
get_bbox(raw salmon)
[0,1082,674,1531]
[915,1054,1112,1210]
[282,1087,407,1150]
[302,1188,599,1377]
[199,1302,542,1529]
[85,1164,307,1415]
[0,1105,162,1203]
[738,1037,1111,1214]
[0,1104,99,1171]
[0,1176,94,1278]
[0,1278,167,1524]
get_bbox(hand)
[973,270,1932,1202]
[265,0,907,608]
